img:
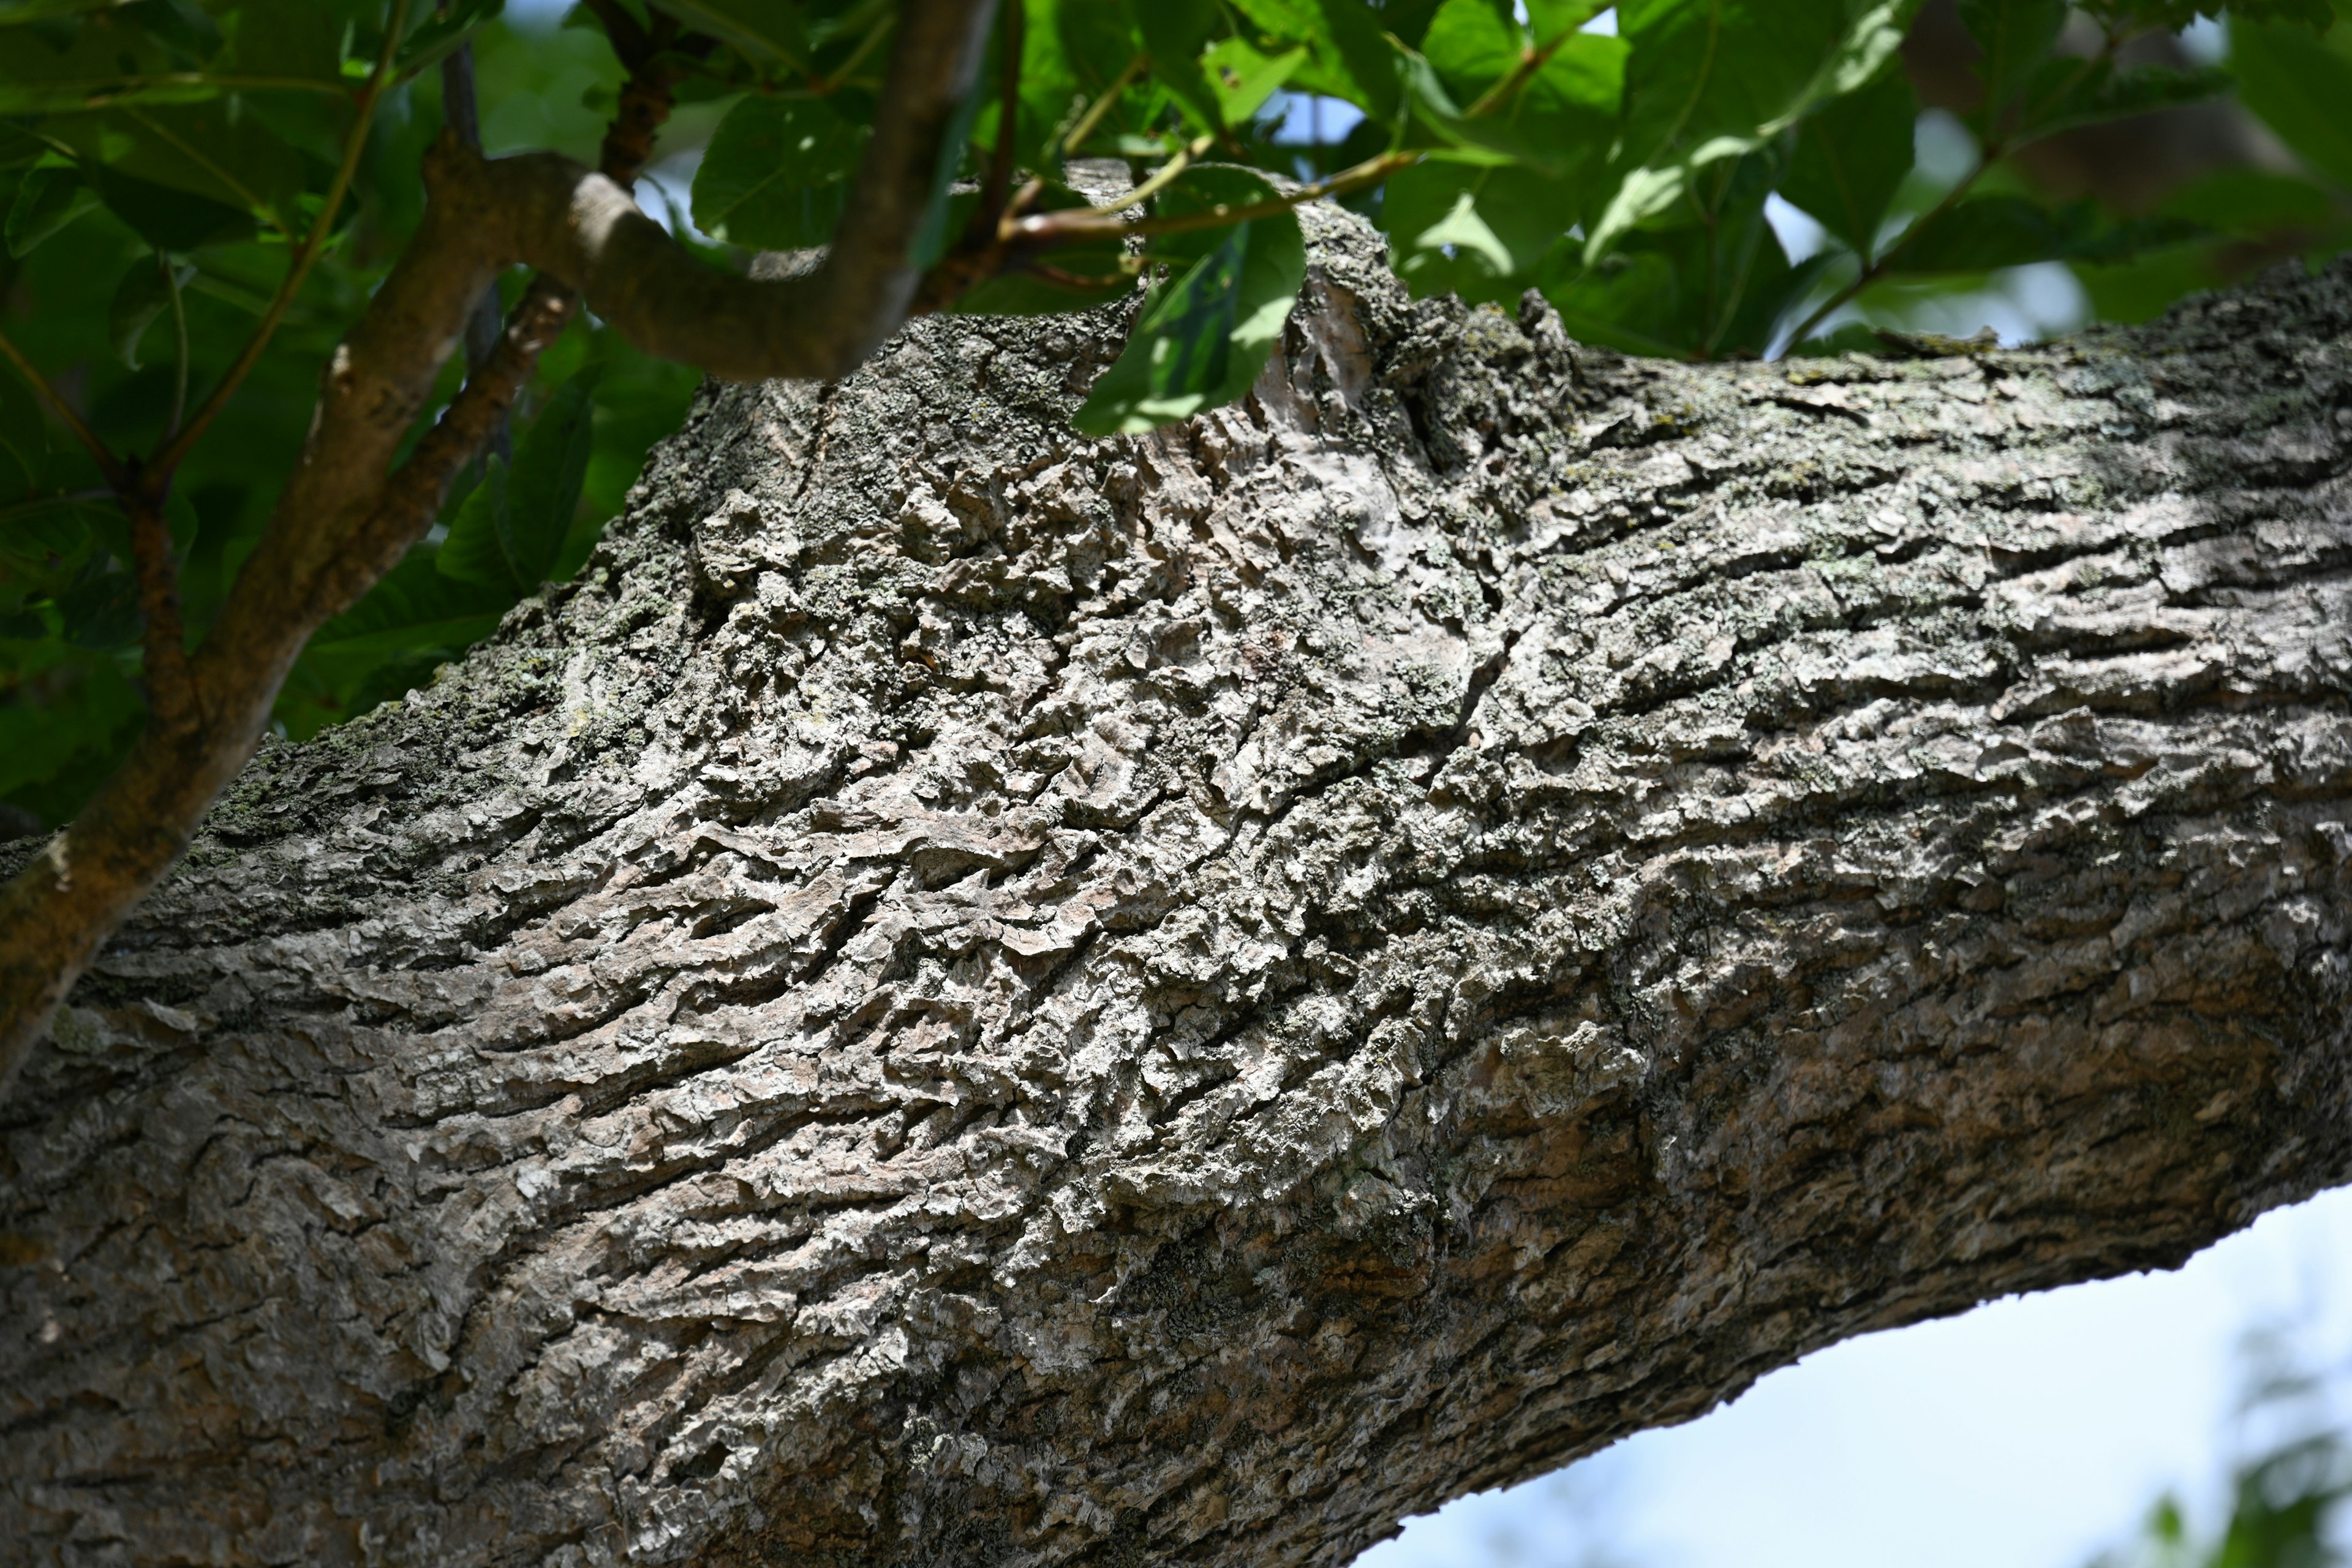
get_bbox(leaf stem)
[1058,53,1146,160]
[151,0,414,478]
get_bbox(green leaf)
[1202,36,1306,126]
[1385,160,1583,301]
[692,92,869,249]
[283,545,516,736]
[658,0,813,75]
[1780,66,1915,258]
[0,358,47,503]
[0,8,212,111]
[1589,0,1921,262]
[1544,149,1809,358]
[5,156,99,256]
[0,640,142,804]
[1229,0,1405,121]
[1072,166,1306,434]
[105,251,188,369]
[216,0,349,86]
[1125,0,1224,130]
[2008,57,2228,144]
[2231,17,2352,191]
[50,102,306,236]
[437,456,515,590]
[440,366,601,592]
[392,0,504,78]
[1954,0,2065,132]
[81,156,251,248]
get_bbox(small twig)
[1093,134,1215,216]
[1058,52,1145,159]
[152,0,414,478]
[0,325,123,487]
[1014,149,1418,246]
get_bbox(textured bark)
[6,203,2352,1568]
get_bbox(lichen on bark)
[4,202,2351,1567]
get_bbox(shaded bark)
[4,204,2352,1567]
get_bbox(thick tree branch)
[5,207,2351,1565]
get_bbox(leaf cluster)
[2,0,2350,836]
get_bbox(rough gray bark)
[5,202,2351,1568]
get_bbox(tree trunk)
[6,203,2351,1568]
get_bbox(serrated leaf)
[692,92,869,249]
[1073,166,1305,434]
[1781,67,1916,257]
[2009,57,2228,145]
[5,156,98,255]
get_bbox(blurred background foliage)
[4,0,2352,837]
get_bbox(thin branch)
[0,324,122,486]
[1094,134,1215,216]
[151,0,415,478]
[1058,52,1146,159]
[1012,149,1418,247]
